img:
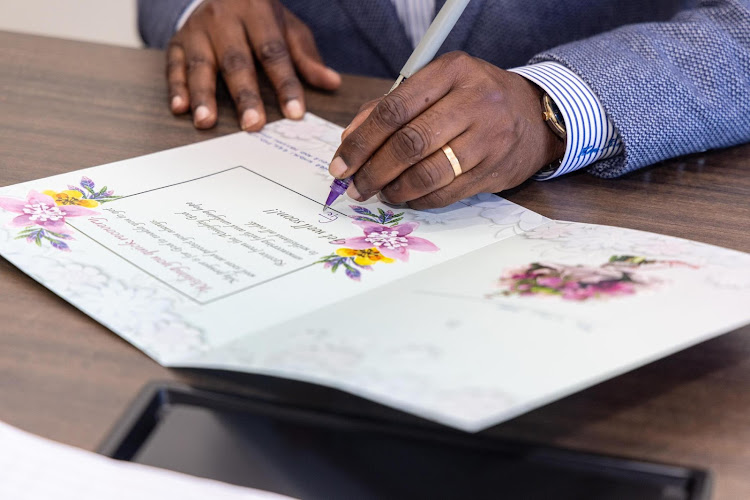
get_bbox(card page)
[0,114,547,366]
[195,221,750,431]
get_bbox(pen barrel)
[399,0,471,79]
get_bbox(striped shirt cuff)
[509,62,623,180]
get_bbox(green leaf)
[387,217,403,226]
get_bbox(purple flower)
[50,239,71,252]
[350,205,373,216]
[333,220,438,262]
[80,177,95,190]
[345,267,361,281]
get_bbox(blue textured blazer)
[138,0,750,178]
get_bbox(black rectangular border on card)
[66,166,348,305]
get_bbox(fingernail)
[285,99,304,119]
[171,96,184,111]
[194,105,211,124]
[241,109,260,131]
[329,157,348,178]
[346,183,362,201]
[326,67,342,84]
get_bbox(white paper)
[0,421,296,500]
[1,114,749,431]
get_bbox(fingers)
[408,159,494,210]
[284,9,341,91]
[243,4,305,119]
[183,32,218,128]
[166,42,190,114]
[342,99,380,140]
[329,56,458,180]
[379,133,484,204]
[348,94,470,201]
[209,20,265,131]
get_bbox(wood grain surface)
[1,31,749,498]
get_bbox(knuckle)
[200,2,223,21]
[441,50,468,65]
[373,94,409,129]
[187,55,213,73]
[258,39,289,64]
[408,160,443,192]
[220,50,252,75]
[391,124,429,163]
[166,59,183,71]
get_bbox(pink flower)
[333,221,438,262]
[0,190,97,232]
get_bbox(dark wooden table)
[1,31,749,498]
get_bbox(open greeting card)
[2,114,749,431]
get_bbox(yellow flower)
[42,190,99,208]
[336,247,395,266]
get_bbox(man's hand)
[329,52,566,209]
[167,0,341,130]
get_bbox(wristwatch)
[538,92,566,177]
[541,93,566,140]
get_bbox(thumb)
[342,98,380,140]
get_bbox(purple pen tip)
[323,177,350,209]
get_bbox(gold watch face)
[542,94,566,139]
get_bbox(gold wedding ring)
[442,145,462,178]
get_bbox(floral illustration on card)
[316,205,439,281]
[489,255,698,302]
[0,177,120,251]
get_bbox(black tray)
[99,382,711,500]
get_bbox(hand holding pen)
[323,0,565,210]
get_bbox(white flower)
[409,204,480,225]
[23,202,65,222]
[36,261,109,294]
[472,196,548,232]
[78,280,176,333]
[539,224,635,252]
[132,320,207,360]
[524,222,575,240]
[706,267,750,290]
[365,229,409,249]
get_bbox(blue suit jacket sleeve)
[531,0,750,178]
[137,0,193,49]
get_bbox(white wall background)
[0,0,142,48]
